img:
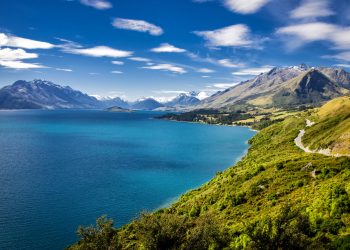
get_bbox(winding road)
[294,119,349,157]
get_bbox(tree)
[73,215,117,250]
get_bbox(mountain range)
[197,65,350,109]
[0,80,100,109]
[0,65,349,110]
[0,80,200,110]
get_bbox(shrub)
[232,192,247,206]
[244,206,312,249]
[276,162,284,170]
[189,205,201,217]
[73,215,117,250]
[133,213,189,250]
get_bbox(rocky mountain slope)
[198,66,350,109]
[270,69,348,107]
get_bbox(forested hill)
[69,96,350,250]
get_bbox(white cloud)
[154,96,177,103]
[223,0,269,14]
[64,46,132,58]
[218,59,243,68]
[150,43,186,53]
[56,37,83,49]
[111,60,124,65]
[153,90,211,101]
[328,52,350,62]
[0,33,9,46]
[56,68,72,72]
[0,48,38,61]
[112,18,163,36]
[0,33,55,49]
[79,0,112,10]
[277,22,336,43]
[142,63,187,74]
[194,24,252,47]
[196,91,211,100]
[232,66,273,75]
[333,28,350,50]
[202,75,210,78]
[111,70,123,74]
[128,57,151,62]
[334,64,350,68]
[0,60,47,69]
[290,0,334,19]
[212,82,239,89]
[152,90,193,103]
[197,68,215,73]
[276,22,350,50]
[153,90,188,94]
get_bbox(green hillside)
[69,97,350,250]
[303,96,350,156]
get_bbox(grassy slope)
[303,96,350,155]
[70,97,350,250]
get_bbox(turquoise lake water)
[0,110,255,249]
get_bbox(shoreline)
[157,117,259,132]
[154,118,257,211]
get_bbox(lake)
[0,110,255,249]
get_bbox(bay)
[0,110,255,249]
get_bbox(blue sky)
[0,0,349,100]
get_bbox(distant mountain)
[105,106,132,112]
[131,98,164,110]
[164,91,200,107]
[198,65,350,109]
[0,79,100,109]
[99,97,129,109]
[0,80,201,110]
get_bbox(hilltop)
[70,96,350,249]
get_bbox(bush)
[73,215,117,250]
[276,162,284,170]
[232,192,247,206]
[133,213,188,250]
[244,206,312,249]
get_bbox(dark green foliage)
[125,213,226,250]
[189,205,201,217]
[251,118,284,130]
[244,166,266,180]
[158,110,254,125]
[276,162,284,170]
[332,236,350,250]
[232,192,247,206]
[131,213,188,250]
[244,206,312,249]
[72,215,117,250]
